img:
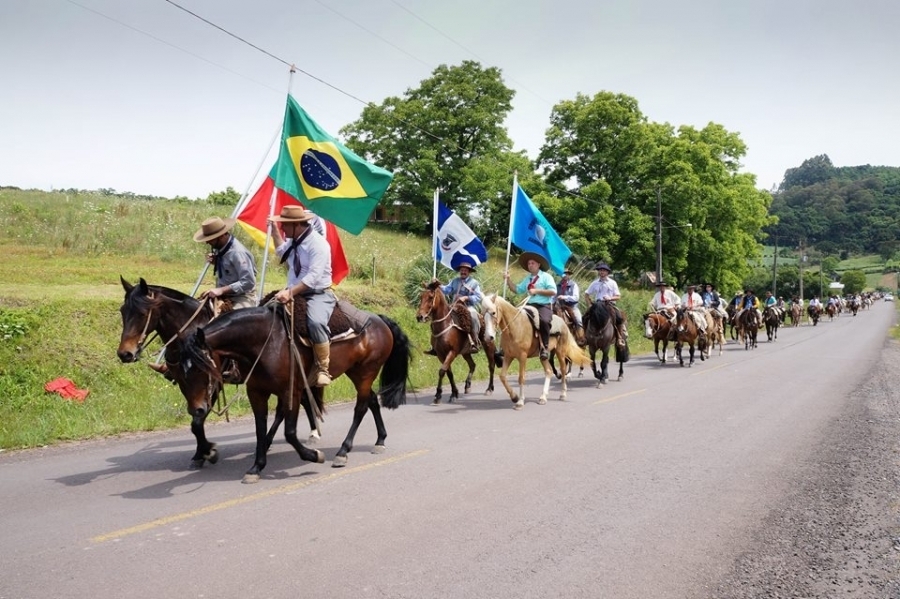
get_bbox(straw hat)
[270,205,316,223]
[193,217,236,243]
[453,259,477,272]
[517,251,549,271]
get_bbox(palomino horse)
[673,307,706,367]
[762,306,781,342]
[736,309,760,349]
[643,311,674,364]
[415,281,495,404]
[704,310,725,357]
[584,300,628,382]
[480,293,590,409]
[116,277,311,469]
[807,304,821,326]
[182,301,412,482]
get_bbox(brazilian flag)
[271,95,393,235]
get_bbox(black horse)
[583,300,626,383]
[763,306,780,342]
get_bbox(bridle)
[129,296,210,361]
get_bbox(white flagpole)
[503,171,518,298]
[257,66,297,301]
[432,188,439,279]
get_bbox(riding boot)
[468,334,479,353]
[148,361,175,383]
[312,343,332,387]
[574,324,586,346]
[615,325,627,348]
[221,358,242,384]
[424,347,438,356]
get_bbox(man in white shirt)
[681,284,708,336]
[648,280,681,321]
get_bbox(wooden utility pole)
[798,239,805,302]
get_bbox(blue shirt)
[514,270,556,305]
[442,276,483,305]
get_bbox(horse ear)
[139,278,149,294]
[120,275,133,293]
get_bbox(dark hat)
[270,205,317,223]
[686,283,696,289]
[655,280,668,287]
[563,268,573,275]
[517,251,549,271]
[594,262,611,272]
[193,217,236,242]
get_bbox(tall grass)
[0,188,662,449]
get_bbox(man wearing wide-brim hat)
[555,267,584,341]
[584,262,628,347]
[648,280,681,322]
[681,283,709,339]
[193,216,258,310]
[504,251,556,359]
[269,204,335,387]
[435,258,484,353]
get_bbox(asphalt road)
[1,303,898,599]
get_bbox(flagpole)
[503,171,518,299]
[257,66,297,302]
[432,188,439,280]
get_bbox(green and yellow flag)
[271,95,393,234]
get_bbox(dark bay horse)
[643,311,673,364]
[808,304,821,326]
[736,309,760,349]
[673,307,705,367]
[182,302,411,482]
[415,281,495,404]
[584,300,627,383]
[825,302,838,321]
[550,302,587,378]
[116,277,308,469]
[762,306,780,342]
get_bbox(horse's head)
[481,293,497,342]
[587,301,610,329]
[118,276,158,363]
[415,280,444,323]
[179,327,223,419]
[643,312,664,339]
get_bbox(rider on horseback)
[439,260,483,353]
[584,262,627,348]
[555,268,584,339]
[681,284,708,341]
[648,280,680,338]
[505,252,556,360]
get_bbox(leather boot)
[312,343,332,387]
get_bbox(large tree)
[340,61,519,236]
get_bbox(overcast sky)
[2,0,898,200]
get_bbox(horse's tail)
[560,325,592,368]
[377,315,411,410]
[183,328,222,384]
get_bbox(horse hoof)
[558,395,567,402]
[242,473,260,484]
[205,447,219,465]
[617,376,623,382]
[513,404,524,411]
[372,445,386,454]
[510,395,519,404]
[314,449,325,464]
[332,455,348,468]
[431,398,442,406]
[189,459,205,470]
[308,432,320,444]
[538,398,547,405]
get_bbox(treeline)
[766,155,900,259]
[0,185,242,206]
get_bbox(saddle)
[450,302,474,336]
[262,291,366,346]
[522,305,565,336]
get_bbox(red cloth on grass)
[44,378,89,402]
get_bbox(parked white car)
[885,293,894,302]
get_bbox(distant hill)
[766,154,900,259]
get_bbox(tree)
[206,187,240,207]
[840,269,867,294]
[341,61,518,233]
[780,154,835,190]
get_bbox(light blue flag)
[510,184,572,275]
[434,200,488,270]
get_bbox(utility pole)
[798,239,805,302]
[656,187,662,284]
[772,231,778,296]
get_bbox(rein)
[134,296,210,361]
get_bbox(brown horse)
[762,306,781,342]
[825,302,838,321]
[116,277,309,469]
[642,311,673,364]
[480,294,590,409]
[808,304,821,326]
[790,302,802,327]
[704,310,725,357]
[736,309,760,349]
[182,301,411,482]
[673,307,706,366]
[415,281,495,404]
[583,300,628,382]
[550,302,587,378]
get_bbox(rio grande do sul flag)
[271,95,393,235]
[236,176,350,285]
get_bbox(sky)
[2,0,898,200]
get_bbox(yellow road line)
[91,449,429,543]
[593,388,646,405]
[692,362,730,376]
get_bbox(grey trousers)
[306,290,336,344]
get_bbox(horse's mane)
[586,301,611,327]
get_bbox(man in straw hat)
[434,258,484,353]
[504,251,556,359]
[585,262,627,347]
[193,216,258,309]
[269,205,335,387]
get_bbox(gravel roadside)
[712,339,900,598]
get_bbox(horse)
[583,300,628,382]
[736,309,760,349]
[643,311,674,364]
[673,307,706,366]
[790,302,802,327]
[415,281,495,405]
[705,309,726,357]
[762,306,781,342]
[549,302,587,378]
[182,300,412,482]
[116,277,311,470]
[480,293,590,409]
[825,302,838,321]
[808,304,821,326]
[848,297,860,315]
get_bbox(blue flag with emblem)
[510,183,571,274]
[434,199,488,270]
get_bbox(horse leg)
[483,341,495,395]
[676,341,684,366]
[462,354,477,395]
[499,356,518,405]
[599,348,610,385]
[514,357,527,410]
[589,346,601,380]
[281,393,325,465]
[554,348,568,401]
[242,389,273,484]
[688,343,695,367]
[333,391,375,468]
[188,410,218,469]
[266,401,285,450]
